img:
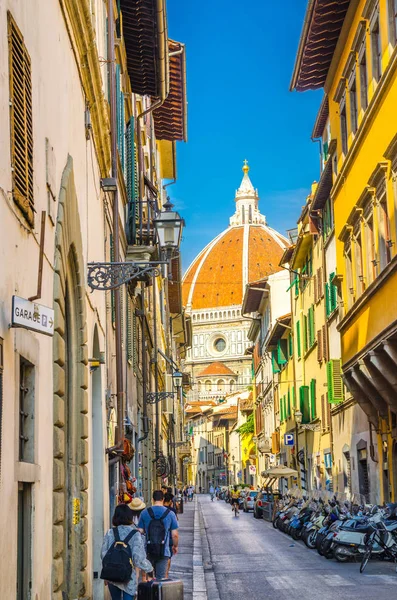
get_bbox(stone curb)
[198,499,221,600]
[192,497,207,600]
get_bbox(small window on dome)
[214,337,226,352]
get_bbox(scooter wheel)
[291,528,300,541]
[306,530,317,549]
[272,518,278,529]
[334,545,351,563]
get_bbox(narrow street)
[197,495,397,600]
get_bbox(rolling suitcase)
[137,578,184,599]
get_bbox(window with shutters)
[317,329,323,362]
[8,13,34,225]
[277,339,288,365]
[389,0,397,47]
[19,357,35,463]
[354,228,365,295]
[327,359,344,404]
[313,273,318,303]
[287,389,291,418]
[305,305,315,350]
[271,350,280,374]
[126,117,138,244]
[309,379,316,421]
[317,267,324,299]
[322,324,328,363]
[299,386,310,424]
[288,332,293,358]
[326,273,338,317]
[323,198,334,240]
[116,64,125,170]
[303,315,308,353]
[371,12,382,83]
[296,320,301,359]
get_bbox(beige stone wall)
[0,1,109,597]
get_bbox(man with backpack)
[138,490,179,580]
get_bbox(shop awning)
[154,40,187,141]
[262,465,298,478]
[242,278,269,314]
[290,0,350,92]
[120,0,169,98]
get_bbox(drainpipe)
[153,275,160,462]
[107,0,124,446]
[138,288,149,444]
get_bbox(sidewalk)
[169,495,220,600]
[169,498,194,599]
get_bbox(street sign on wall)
[284,433,295,446]
[11,296,54,336]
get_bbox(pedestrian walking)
[209,484,215,501]
[188,486,194,502]
[163,491,178,577]
[199,486,202,494]
[101,504,153,600]
[138,490,179,580]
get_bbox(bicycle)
[360,522,397,573]
[232,501,239,517]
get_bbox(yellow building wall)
[341,267,397,363]
[329,0,397,362]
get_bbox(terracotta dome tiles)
[182,224,288,311]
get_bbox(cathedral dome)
[182,163,288,311]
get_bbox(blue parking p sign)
[284,433,294,446]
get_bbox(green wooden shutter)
[272,350,280,374]
[303,315,308,353]
[310,379,316,420]
[296,320,301,358]
[126,118,137,244]
[327,360,344,403]
[308,305,315,347]
[299,385,310,424]
[277,339,287,365]
[292,386,296,410]
[325,283,331,316]
[116,64,125,170]
[280,396,284,422]
[289,332,293,357]
[287,389,291,417]
[329,273,337,312]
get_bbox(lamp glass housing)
[295,409,303,425]
[172,370,183,389]
[154,200,184,250]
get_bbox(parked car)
[253,491,270,519]
[243,490,258,513]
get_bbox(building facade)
[291,0,397,503]
[0,1,188,598]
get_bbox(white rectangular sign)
[12,296,54,336]
[249,465,257,475]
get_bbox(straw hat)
[129,497,146,511]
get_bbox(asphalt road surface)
[199,494,397,600]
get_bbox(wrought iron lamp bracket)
[300,424,321,432]
[145,391,175,405]
[87,260,169,291]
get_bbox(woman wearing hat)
[128,497,148,583]
[129,497,146,525]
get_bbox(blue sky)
[166,0,322,271]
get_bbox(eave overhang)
[290,231,312,269]
[312,95,329,138]
[290,0,350,92]
[265,314,292,351]
[169,254,183,314]
[154,40,187,141]
[311,146,335,211]
[242,279,269,315]
[120,0,169,98]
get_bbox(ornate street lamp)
[87,197,184,291]
[294,409,320,432]
[172,370,183,389]
[153,198,184,255]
